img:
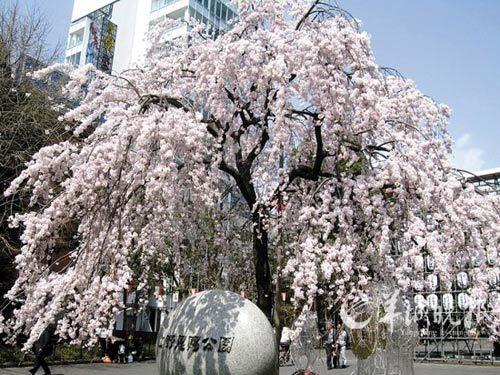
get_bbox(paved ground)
[1,353,499,375]
[278,351,500,375]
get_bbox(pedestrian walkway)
[1,355,499,374]
[279,349,500,374]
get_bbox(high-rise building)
[65,0,237,74]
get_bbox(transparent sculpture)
[290,311,320,375]
[345,282,418,375]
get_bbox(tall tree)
[1,0,499,350]
[0,1,67,315]
[0,0,61,81]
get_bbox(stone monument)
[156,290,278,375]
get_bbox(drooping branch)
[296,0,321,30]
[295,0,359,31]
[137,88,265,209]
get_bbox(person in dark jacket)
[29,324,56,375]
[323,321,337,370]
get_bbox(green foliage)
[0,344,32,364]
[0,46,69,312]
[53,345,100,362]
[0,344,101,365]
[336,158,364,175]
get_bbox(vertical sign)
[85,4,117,74]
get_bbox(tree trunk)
[274,204,284,347]
[315,293,327,332]
[252,210,273,322]
[130,291,139,339]
[273,247,282,348]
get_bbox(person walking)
[29,324,56,375]
[323,321,336,370]
[336,323,348,369]
[118,341,127,363]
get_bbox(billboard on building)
[85,4,117,74]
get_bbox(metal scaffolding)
[414,168,500,361]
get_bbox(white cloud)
[451,134,486,172]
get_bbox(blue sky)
[1,0,74,54]
[7,0,500,171]
[344,0,500,172]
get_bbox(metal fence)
[415,337,499,364]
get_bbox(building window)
[68,29,84,48]
[190,7,207,25]
[66,52,81,67]
[216,2,221,19]
[151,0,181,12]
[221,4,227,20]
[148,308,163,332]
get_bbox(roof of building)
[467,167,500,183]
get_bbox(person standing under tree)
[323,321,336,370]
[29,324,56,375]
[336,323,348,369]
[118,341,127,363]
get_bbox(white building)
[65,0,237,74]
[467,167,500,194]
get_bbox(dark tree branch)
[296,0,321,30]
[246,128,269,167]
[288,124,326,184]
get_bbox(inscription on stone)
[159,334,234,353]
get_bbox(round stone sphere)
[156,290,278,375]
